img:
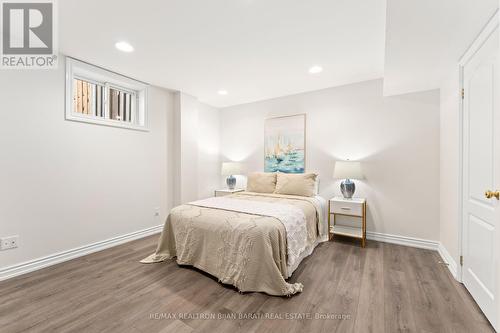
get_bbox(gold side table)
[328,197,367,247]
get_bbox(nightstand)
[328,197,367,247]
[214,188,244,197]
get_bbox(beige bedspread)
[141,192,324,296]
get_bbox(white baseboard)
[0,224,163,282]
[437,242,459,280]
[366,231,459,281]
[366,231,439,250]
[0,226,458,283]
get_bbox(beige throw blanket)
[189,196,309,270]
[141,192,325,296]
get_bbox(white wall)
[197,102,221,199]
[0,56,175,269]
[497,4,500,327]
[497,3,500,326]
[173,92,220,205]
[173,92,199,204]
[439,70,461,265]
[220,79,440,241]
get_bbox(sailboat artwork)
[264,114,305,173]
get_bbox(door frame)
[457,9,498,327]
[458,9,499,283]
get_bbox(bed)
[141,174,328,296]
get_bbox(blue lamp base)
[226,175,236,190]
[340,179,355,199]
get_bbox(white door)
[462,23,499,328]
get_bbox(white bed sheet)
[286,195,328,278]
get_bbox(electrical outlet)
[154,207,160,217]
[1,235,18,250]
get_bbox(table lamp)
[221,162,243,190]
[333,161,364,199]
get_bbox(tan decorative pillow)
[246,172,277,193]
[274,172,318,197]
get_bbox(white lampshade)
[333,161,364,180]
[221,162,243,176]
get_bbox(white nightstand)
[214,188,244,197]
[328,197,367,247]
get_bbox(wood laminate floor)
[0,235,494,333]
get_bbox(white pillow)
[274,172,318,197]
[246,172,277,193]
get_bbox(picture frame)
[264,114,306,173]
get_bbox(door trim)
[458,10,499,284]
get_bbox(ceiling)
[59,0,498,108]
[383,0,498,96]
[59,0,386,107]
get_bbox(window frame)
[65,57,149,131]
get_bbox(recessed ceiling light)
[115,41,134,53]
[218,90,228,95]
[308,65,323,74]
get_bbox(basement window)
[65,58,148,131]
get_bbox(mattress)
[141,191,327,296]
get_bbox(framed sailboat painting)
[264,114,306,173]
